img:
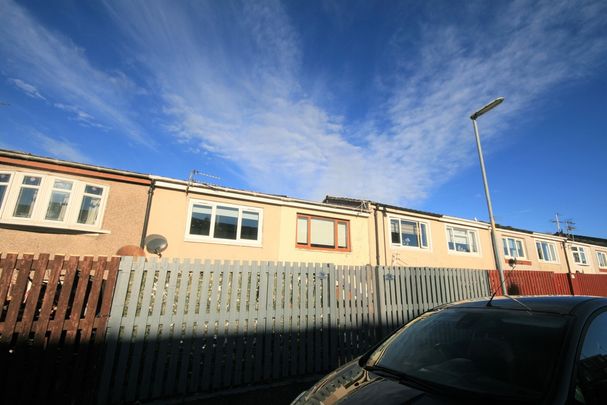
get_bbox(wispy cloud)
[2,0,605,205]
[103,0,606,203]
[0,0,149,145]
[8,78,46,100]
[53,103,108,129]
[32,131,90,163]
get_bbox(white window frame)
[535,239,559,263]
[445,225,480,255]
[571,245,589,266]
[0,171,109,231]
[501,236,527,259]
[184,199,263,247]
[596,251,607,269]
[388,216,431,250]
[0,171,16,216]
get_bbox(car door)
[572,310,607,404]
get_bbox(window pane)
[451,228,471,252]
[213,206,238,239]
[311,218,334,247]
[401,220,419,247]
[536,242,544,260]
[470,231,478,252]
[0,185,7,209]
[420,223,428,248]
[579,248,587,264]
[23,176,41,186]
[0,173,10,183]
[390,219,400,244]
[54,180,73,190]
[516,240,524,257]
[45,191,70,221]
[190,204,212,236]
[84,185,103,195]
[77,195,101,224]
[548,244,556,261]
[13,187,38,218]
[503,239,509,256]
[297,217,308,244]
[508,239,517,256]
[337,222,347,248]
[241,211,259,240]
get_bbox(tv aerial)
[144,234,168,257]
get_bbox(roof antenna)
[186,169,221,194]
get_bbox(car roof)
[443,295,607,315]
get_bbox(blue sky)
[1,0,606,236]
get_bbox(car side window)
[576,311,607,404]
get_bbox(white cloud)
[2,0,606,205]
[53,103,108,129]
[0,0,149,145]
[8,78,45,100]
[102,0,606,204]
[32,131,90,163]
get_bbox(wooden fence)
[377,266,491,336]
[97,258,492,403]
[0,253,120,404]
[4,252,607,404]
[488,269,572,296]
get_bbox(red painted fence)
[488,269,607,297]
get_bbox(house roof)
[561,233,607,248]
[324,195,444,218]
[0,148,151,184]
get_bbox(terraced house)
[1,148,606,276]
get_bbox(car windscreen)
[366,307,570,401]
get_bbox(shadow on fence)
[3,254,607,404]
[0,253,119,403]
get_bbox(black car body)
[292,296,607,404]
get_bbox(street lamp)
[470,97,506,293]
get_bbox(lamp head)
[470,97,504,120]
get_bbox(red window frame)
[296,214,351,252]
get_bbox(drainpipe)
[381,206,389,266]
[139,180,156,248]
[373,204,381,266]
[562,239,575,296]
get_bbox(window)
[0,171,108,230]
[186,200,262,245]
[296,214,350,251]
[572,246,589,265]
[446,226,479,253]
[597,251,607,268]
[390,217,429,248]
[0,173,11,210]
[536,240,558,263]
[576,311,607,404]
[502,237,526,258]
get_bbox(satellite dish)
[144,234,168,257]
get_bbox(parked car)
[291,296,607,404]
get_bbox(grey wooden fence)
[97,258,490,404]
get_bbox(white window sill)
[447,250,481,257]
[391,244,432,252]
[0,218,110,234]
[538,260,560,264]
[184,235,262,248]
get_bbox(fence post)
[373,265,385,340]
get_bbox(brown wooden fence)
[0,253,120,404]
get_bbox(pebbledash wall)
[0,150,150,256]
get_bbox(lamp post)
[470,97,506,293]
